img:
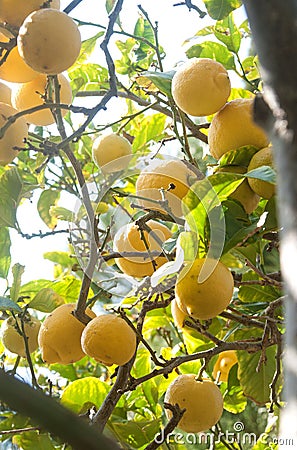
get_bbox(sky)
[0,0,247,293]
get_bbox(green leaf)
[203,0,242,20]
[0,227,11,278]
[37,189,60,230]
[140,70,175,96]
[52,276,89,304]
[237,345,278,405]
[246,166,276,184]
[110,419,161,449]
[49,206,75,222]
[12,430,54,450]
[219,146,258,167]
[223,385,247,414]
[61,376,110,414]
[238,271,280,303]
[222,200,257,253]
[214,14,241,53]
[76,32,104,65]
[43,251,74,269]
[28,288,65,313]
[0,195,16,228]
[186,41,236,70]
[10,263,25,303]
[131,113,166,151]
[184,173,244,254]
[0,296,22,312]
[177,231,198,262]
[242,55,260,81]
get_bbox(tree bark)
[243,0,297,445]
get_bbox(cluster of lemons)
[0,0,81,165]
[1,303,137,367]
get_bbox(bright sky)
[1,1,247,293]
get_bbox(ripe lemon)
[175,258,234,320]
[0,0,60,28]
[208,98,269,159]
[164,374,223,433]
[17,9,81,75]
[11,73,72,126]
[212,350,238,382]
[81,314,137,366]
[92,133,132,173]
[247,146,276,199]
[38,303,96,365]
[171,298,188,329]
[135,159,196,217]
[0,102,28,166]
[216,165,260,214]
[113,220,172,277]
[0,81,11,105]
[171,58,231,116]
[0,32,39,83]
[1,315,41,358]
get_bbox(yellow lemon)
[171,298,188,329]
[171,58,231,116]
[113,220,172,277]
[212,350,238,382]
[247,146,276,199]
[92,133,132,173]
[0,81,11,104]
[208,98,269,159]
[11,73,72,126]
[135,159,196,217]
[1,316,41,357]
[0,32,39,83]
[0,0,60,28]
[38,303,96,365]
[175,258,234,320]
[81,314,137,366]
[0,102,28,166]
[216,165,260,214]
[17,9,81,75]
[164,374,223,433]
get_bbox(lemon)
[38,303,96,365]
[11,73,72,126]
[1,316,41,358]
[247,146,276,199]
[164,374,223,433]
[81,314,137,366]
[171,298,188,329]
[0,0,60,28]
[113,220,172,277]
[0,102,28,166]
[18,9,81,75]
[0,81,11,105]
[212,350,238,382]
[171,58,231,116]
[208,98,269,159]
[216,165,260,214]
[92,133,132,173]
[135,159,196,217]
[0,32,39,83]
[175,258,234,320]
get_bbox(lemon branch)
[144,403,186,450]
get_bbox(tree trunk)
[243,0,297,444]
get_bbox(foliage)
[0,0,284,449]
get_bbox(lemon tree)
[0,0,292,449]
